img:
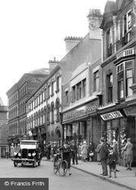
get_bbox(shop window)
[106,73,113,103]
[93,71,99,92]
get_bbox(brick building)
[100,0,136,165]
[7,69,49,146]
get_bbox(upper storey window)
[117,60,133,100]
[122,10,132,45]
[106,27,113,57]
[93,70,99,92]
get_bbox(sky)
[0,0,108,106]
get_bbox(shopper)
[123,138,133,170]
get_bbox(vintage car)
[12,140,42,167]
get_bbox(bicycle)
[53,152,68,176]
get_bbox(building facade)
[7,70,49,146]
[26,65,62,145]
[0,105,8,158]
[61,9,102,147]
[100,0,136,165]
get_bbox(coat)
[81,143,88,159]
[99,142,109,161]
[124,142,133,163]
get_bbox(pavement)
[72,161,136,190]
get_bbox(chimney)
[87,9,102,40]
[64,36,82,53]
[48,57,59,72]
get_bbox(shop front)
[62,99,99,145]
[123,104,136,166]
[100,108,136,166]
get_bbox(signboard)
[63,100,99,122]
[101,111,123,121]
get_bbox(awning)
[100,111,123,121]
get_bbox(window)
[72,86,76,102]
[47,85,50,98]
[51,102,54,124]
[117,61,133,100]
[82,79,86,97]
[106,73,113,103]
[56,76,60,92]
[51,81,54,96]
[77,82,82,100]
[126,61,133,97]
[65,90,69,104]
[94,71,99,92]
[106,27,113,57]
[122,10,132,44]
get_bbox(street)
[0,159,129,190]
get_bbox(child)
[108,149,117,178]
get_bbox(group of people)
[44,137,133,177]
[96,137,133,177]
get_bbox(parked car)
[11,140,42,167]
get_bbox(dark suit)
[99,142,109,176]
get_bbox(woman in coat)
[123,138,133,170]
[81,141,88,162]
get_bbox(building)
[7,69,49,146]
[26,63,62,145]
[100,0,136,165]
[61,9,102,147]
[0,98,8,158]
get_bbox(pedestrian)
[99,137,109,176]
[46,143,51,160]
[123,138,133,170]
[112,139,119,172]
[87,142,94,162]
[70,140,78,165]
[81,141,88,162]
[95,140,102,164]
[60,142,72,175]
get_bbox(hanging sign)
[101,111,123,121]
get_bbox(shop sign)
[101,111,123,121]
[63,101,99,122]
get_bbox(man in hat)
[99,137,109,176]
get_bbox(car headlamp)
[13,152,17,156]
[32,152,36,156]
[18,153,21,157]
[28,153,31,157]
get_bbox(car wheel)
[33,160,37,167]
[14,161,18,167]
[38,161,41,166]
